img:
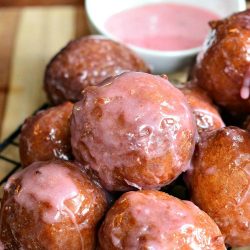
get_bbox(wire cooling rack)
[0,124,22,186]
[0,104,49,187]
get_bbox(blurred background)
[0,0,90,138]
[0,0,82,6]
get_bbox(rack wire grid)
[0,103,49,191]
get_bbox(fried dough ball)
[177,82,224,136]
[44,36,150,104]
[194,10,250,114]
[186,127,250,247]
[0,160,108,250]
[98,190,226,250]
[70,72,196,191]
[19,102,73,167]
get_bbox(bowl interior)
[86,0,246,73]
[86,0,246,43]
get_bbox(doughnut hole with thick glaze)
[0,160,108,250]
[70,72,197,192]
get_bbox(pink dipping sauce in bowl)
[105,3,220,52]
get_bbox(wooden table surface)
[0,3,90,139]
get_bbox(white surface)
[86,0,246,74]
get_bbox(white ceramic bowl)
[86,0,246,74]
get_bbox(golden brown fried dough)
[186,127,250,247]
[20,102,73,167]
[44,36,150,104]
[177,82,224,136]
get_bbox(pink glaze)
[105,3,219,51]
[100,191,225,249]
[0,241,4,250]
[5,162,79,224]
[71,72,196,191]
[241,67,250,99]
[1,161,108,249]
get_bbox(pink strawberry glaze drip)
[5,162,79,224]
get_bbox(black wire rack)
[0,103,49,187]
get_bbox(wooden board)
[0,5,89,139]
[0,0,83,7]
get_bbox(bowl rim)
[85,0,247,57]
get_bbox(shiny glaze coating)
[19,102,73,167]
[70,72,196,191]
[98,190,226,250]
[177,82,224,136]
[186,127,250,247]
[44,36,150,104]
[194,10,250,114]
[0,160,108,250]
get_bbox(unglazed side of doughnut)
[187,127,250,247]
